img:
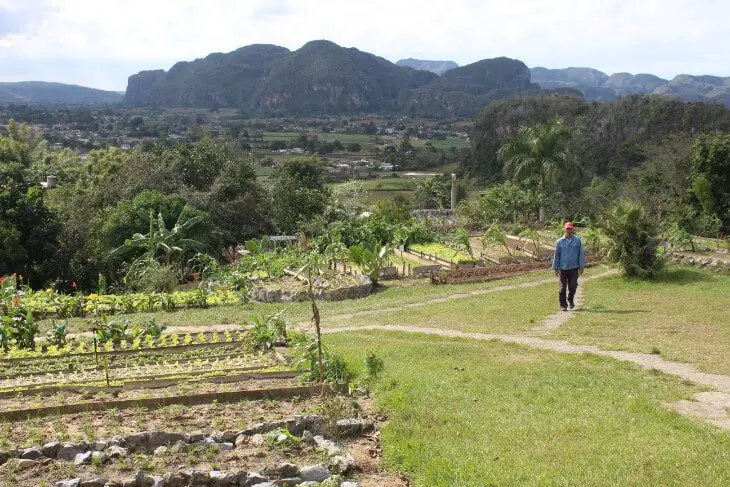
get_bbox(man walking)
[552,221,586,311]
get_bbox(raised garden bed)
[408,242,480,266]
[433,258,604,284]
[250,273,372,303]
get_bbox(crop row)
[0,330,248,360]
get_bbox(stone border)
[0,383,348,421]
[251,275,372,303]
[665,251,730,273]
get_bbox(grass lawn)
[328,331,730,487]
[551,266,730,375]
[329,281,556,333]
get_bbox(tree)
[498,116,576,221]
[691,134,730,231]
[268,158,329,234]
[346,143,362,152]
[0,133,61,287]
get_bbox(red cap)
[563,221,574,229]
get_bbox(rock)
[240,472,269,486]
[270,462,299,478]
[162,471,189,487]
[124,432,150,452]
[149,431,188,449]
[335,418,373,437]
[80,479,107,487]
[211,430,239,443]
[192,437,216,448]
[150,476,165,487]
[92,451,107,464]
[17,458,37,470]
[105,446,129,459]
[217,442,234,451]
[234,435,248,448]
[42,440,61,458]
[135,470,156,487]
[250,434,267,447]
[121,480,136,487]
[341,483,361,487]
[183,469,210,486]
[104,482,123,487]
[249,483,276,487]
[312,436,342,456]
[20,446,44,460]
[188,431,206,442]
[299,483,320,487]
[170,440,188,454]
[93,440,109,451]
[55,480,81,487]
[300,431,314,444]
[74,451,93,466]
[291,415,323,436]
[209,471,238,486]
[153,446,169,456]
[329,454,356,474]
[274,479,302,486]
[57,443,85,461]
[299,464,329,482]
[108,435,126,447]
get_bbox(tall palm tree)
[498,116,576,221]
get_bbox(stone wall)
[251,275,373,303]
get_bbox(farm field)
[3,263,730,486]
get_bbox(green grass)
[551,265,730,375]
[330,282,556,333]
[328,331,730,487]
[357,177,420,191]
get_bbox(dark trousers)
[558,268,579,308]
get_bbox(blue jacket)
[552,235,586,270]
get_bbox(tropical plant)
[481,223,513,257]
[347,244,390,284]
[517,228,543,260]
[46,321,69,346]
[600,200,663,278]
[111,209,207,288]
[364,350,385,381]
[498,116,576,221]
[452,229,474,259]
[665,222,695,251]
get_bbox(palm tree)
[497,116,576,221]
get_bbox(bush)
[601,200,663,278]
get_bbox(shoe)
[561,307,568,312]
[569,302,575,310]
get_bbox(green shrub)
[601,200,663,278]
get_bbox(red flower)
[71,281,77,289]
[0,276,4,284]
[191,272,200,279]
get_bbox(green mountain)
[124,41,536,116]
[396,58,459,75]
[0,81,123,105]
[653,75,730,105]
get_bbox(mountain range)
[2,41,729,112]
[124,40,537,116]
[0,81,123,105]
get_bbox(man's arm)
[578,238,586,274]
[552,240,561,276]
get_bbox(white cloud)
[1,0,729,90]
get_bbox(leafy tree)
[268,158,329,234]
[0,133,60,287]
[691,134,730,231]
[346,143,362,152]
[498,116,576,221]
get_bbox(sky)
[1,0,729,91]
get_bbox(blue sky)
[1,0,729,91]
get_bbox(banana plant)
[347,243,390,284]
